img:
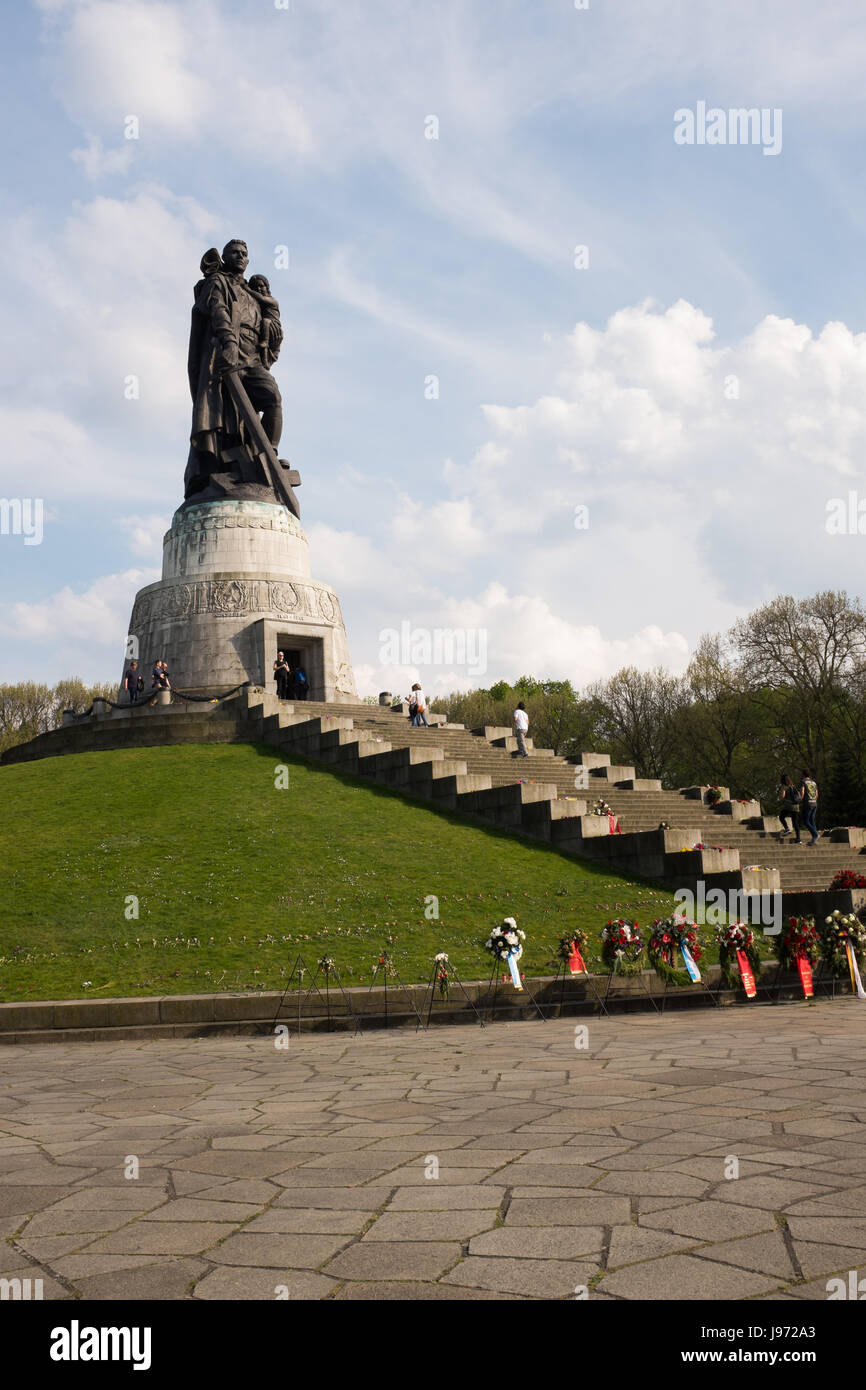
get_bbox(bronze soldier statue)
[184,240,300,516]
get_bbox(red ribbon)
[735,949,757,998]
[796,954,814,999]
[568,944,587,975]
[608,814,621,834]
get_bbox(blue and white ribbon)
[506,950,523,990]
[680,944,701,983]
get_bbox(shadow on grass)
[248,739,664,896]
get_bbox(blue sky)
[3,0,866,693]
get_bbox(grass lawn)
[1,742,748,1003]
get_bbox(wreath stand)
[766,956,827,1005]
[366,950,424,1029]
[417,955,485,1032]
[536,960,611,1019]
[658,969,719,1014]
[272,954,362,1036]
[601,963,661,1015]
[709,956,768,1006]
[481,957,548,1024]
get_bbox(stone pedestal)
[124,499,357,701]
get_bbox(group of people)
[122,658,170,704]
[779,770,821,844]
[273,652,308,701]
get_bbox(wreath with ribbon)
[648,916,703,986]
[484,918,525,962]
[557,928,590,962]
[600,919,644,975]
[821,910,866,978]
[715,922,762,990]
[778,916,821,971]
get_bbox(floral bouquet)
[715,921,761,990]
[556,928,592,975]
[600,918,644,975]
[705,786,723,806]
[557,928,590,962]
[434,951,450,997]
[648,916,703,986]
[828,870,866,891]
[821,910,866,978]
[778,916,821,971]
[484,917,525,990]
[484,918,525,962]
[589,798,615,817]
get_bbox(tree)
[0,680,116,755]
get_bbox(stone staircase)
[6,687,864,907]
[224,691,854,902]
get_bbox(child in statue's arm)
[248,274,282,366]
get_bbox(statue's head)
[222,240,249,275]
[249,274,271,296]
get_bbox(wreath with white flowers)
[821,910,866,978]
[484,917,525,962]
[600,918,644,975]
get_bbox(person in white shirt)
[410,682,429,727]
[513,701,529,757]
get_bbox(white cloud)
[116,513,170,559]
[70,134,134,180]
[1,567,157,683]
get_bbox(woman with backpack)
[778,773,802,843]
[799,770,820,845]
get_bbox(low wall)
[0,961,853,1042]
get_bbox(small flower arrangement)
[557,928,590,962]
[778,916,821,970]
[434,951,450,997]
[648,916,703,986]
[715,921,761,990]
[484,918,525,962]
[705,786,723,805]
[600,919,644,975]
[589,798,615,817]
[658,820,670,831]
[829,869,866,891]
[821,910,866,978]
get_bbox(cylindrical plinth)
[123,499,357,702]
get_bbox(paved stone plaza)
[1,1001,865,1301]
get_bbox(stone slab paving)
[1,1000,865,1300]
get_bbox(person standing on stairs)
[778,773,802,843]
[799,770,820,844]
[409,683,429,726]
[513,701,530,758]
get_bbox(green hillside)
[0,743,679,1002]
